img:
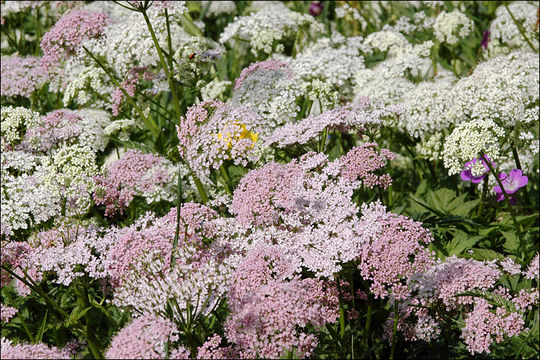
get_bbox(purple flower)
[481,30,490,50]
[309,2,323,16]
[493,169,528,202]
[460,157,493,184]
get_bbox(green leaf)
[445,193,467,212]
[501,230,520,254]
[409,195,443,216]
[180,13,203,37]
[457,289,516,312]
[446,230,483,256]
[429,188,457,211]
[35,310,48,343]
[466,248,504,261]
[452,199,480,217]
[68,306,92,325]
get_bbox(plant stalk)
[481,153,525,258]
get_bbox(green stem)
[505,4,537,52]
[171,164,183,267]
[481,154,525,258]
[319,128,328,153]
[335,277,346,338]
[389,301,399,360]
[4,291,34,342]
[77,279,103,359]
[219,164,233,195]
[362,297,372,350]
[33,7,42,55]
[4,267,70,320]
[82,46,159,138]
[193,175,209,204]
[181,159,209,203]
[477,176,488,217]
[141,8,183,123]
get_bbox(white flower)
[220,8,321,56]
[433,10,474,45]
[442,119,505,176]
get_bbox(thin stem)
[389,301,399,360]
[219,164,233,195]
[481,154,525,258]
[505,4,537,52]
[182,161,209,203]
[141,8,183,124]
[77,279,103,359]
[362,296,372,350]
[335,277,346,338]
[171,164,183,267]
[82,46,159,138]
[477,175,488,218]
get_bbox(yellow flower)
[217,122,258,150]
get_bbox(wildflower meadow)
[1,1,539,359]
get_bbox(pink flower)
[1,337,73,359]
[340,143,395,189]
[226,246,339,358]
[40,10,108,70]
[493,169,528,202]
[460,156,493,184]
[105,315,186,359]
[234,60,293,90]
[309,2,324,16]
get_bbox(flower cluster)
[0,337,73,359]
[93,149,177,217]
[267,99,404,149]
[105,314,188,359]
[0,56,50,98]
[226,245,339,358]
[40,9,109,70]
[220,6,322,56]
[176,100,264,184]
[357,201,434,300]
[442,120,505,176]
[433,10,474,45]
[340,143,395,189]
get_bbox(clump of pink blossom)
[524,253,539,280]
[176,100,264,184]
[461,299,525,354]
[104,212,174,286]
[20,222,113,287]
[409,256,501,310]
[1,337,73,359]
[226,245,339,358]
[234,60,293,90]
[1,305,18,323]
[0,56,50,98]
[197,335,241,359]
[105,314,187,359]
[24,109,83,152]
[231,152,366,278]
[93,149,174,217]
[1,241,31,288]
[104,204,216,286]
[357,201,435,300]
[340,143,395,188]
[40,10,108,70]
[111,66,152,116]
[266,99,404,149]
[231,160,303,226]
